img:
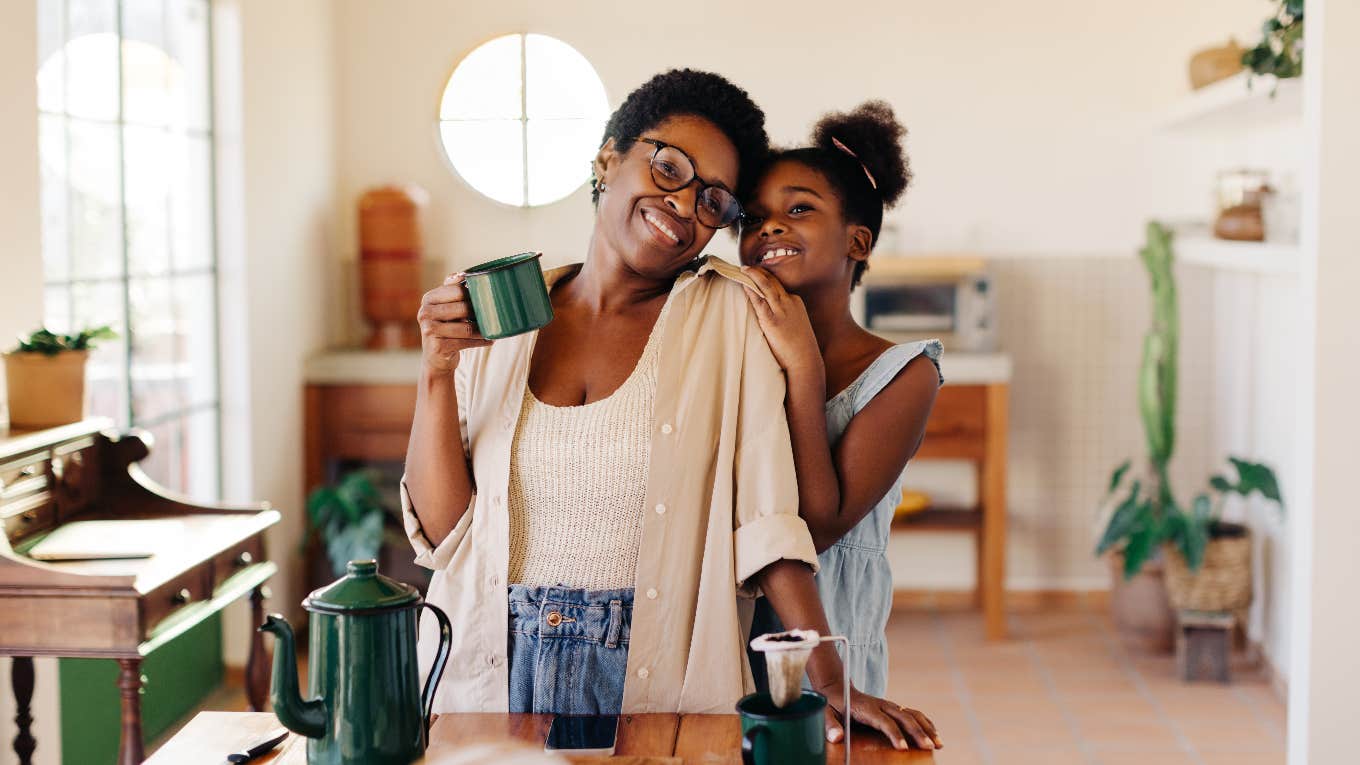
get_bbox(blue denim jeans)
[507,584,633,714]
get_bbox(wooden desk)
[0,420,280,765]
[147,711,936,764]
[896,381,1010,639]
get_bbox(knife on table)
[225,727,289,763]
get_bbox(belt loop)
[605,599,623,648]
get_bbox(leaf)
[1108,460,1132,495]
[325,512,385,576]
[1226,457,1284,508]
[1096,481,1143,555]
[1122,523,1156,580]
[1209,475,1233,493]
[1181,494,1212,571]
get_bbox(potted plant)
[1095,223,1283,650]
[303,469,390,577]
[3,325,116,429]
[1242,0,1303,84]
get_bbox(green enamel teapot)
[259,560,452,765]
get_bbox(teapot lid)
[303,560,420,614]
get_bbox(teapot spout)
[258,614,326,739]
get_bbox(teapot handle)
[419,602,453,738]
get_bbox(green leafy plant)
[11,326,117,356]
[304,470,391,577]
[1242,0,1303,80]
[1095,223,1284,579]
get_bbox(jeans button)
[546,611,563,627]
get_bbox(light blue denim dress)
[750,340,943,696]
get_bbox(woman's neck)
[567,232,674,313]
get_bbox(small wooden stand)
[1176,610,1235,683]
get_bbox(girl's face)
[738,159,864,293]
[594,115,740,281]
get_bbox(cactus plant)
[1096,222,1283,580]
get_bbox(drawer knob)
[19,465,39,478]
[235,551,254,567]
[173,588,193,605]
[21,512,37,524]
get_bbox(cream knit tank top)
[506,301,669,589]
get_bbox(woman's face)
[595,115,740,280]
[738,159,862,293]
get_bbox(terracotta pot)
[1107,552,1175,653]
[1189,39,1246,90]
[3,350,89,429]
[358,186,428,350]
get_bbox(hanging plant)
[1242,0,1303,81]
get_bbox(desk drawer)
[212,536,265,590]
[2,492,55,542]
[926,385,987,437]
[142,566,212,634]
[1,452,51,503]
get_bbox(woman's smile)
[640,204,690,249]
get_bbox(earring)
[597,181,608,193]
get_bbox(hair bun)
[811,100,910,208]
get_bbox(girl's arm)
[743,268,939,551]
[404,275,490,546]
[755,559,942,750]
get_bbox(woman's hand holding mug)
[418,273,492,374]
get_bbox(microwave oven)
[851,257,996,352]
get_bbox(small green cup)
[737,691,827,765]
[461,252,554,340]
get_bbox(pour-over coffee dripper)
[749,629,851,765]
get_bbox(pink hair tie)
[831,136,878,191]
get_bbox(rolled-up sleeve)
[731,310,818,594]
[401,477,475,571]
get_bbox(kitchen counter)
[146,711,936,763]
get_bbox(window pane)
[440,120,525,207]
[439,34,523,120]
[43,287,72,336]
[37,0,66,113]
[138,418,182,493]
[70,281,129,426]
[124,125,172,276]
[526,118,605,206]
[167,0,211,131]
[129,277,183,422]
[39,114,70,283]
[66,0,119,121]
[122,0,170,127]
[170,134,213,271]
[68,119,124,280]
[525,34,609,121]
[182,408,219,502]
[176,273,217,407]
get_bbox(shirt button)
[488,654,502,667]
[646,588,658,600]
[637,668,650,679]
[488,575,499,588]
[660,423,673,435]
[654,503,666,515]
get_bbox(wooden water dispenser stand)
[358,186,428,350]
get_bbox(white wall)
[1289,0,1360,761]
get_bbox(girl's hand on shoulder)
[418,273,493,374]
[820,681,942,751]
[740,266,822,374]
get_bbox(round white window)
[438,34,609,208]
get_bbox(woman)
[738,101,941,697]
[402,69,939,750]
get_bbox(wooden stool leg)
[981,384,1009,640]
[246,585,271,712]
[11,657,36,765]
[117,658,145,765]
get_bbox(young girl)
[738,101,943,698]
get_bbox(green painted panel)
[59,612,224,765]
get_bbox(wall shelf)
[1150,73,1302,133]
[1176,236,1300,275]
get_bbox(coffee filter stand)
[749,629,851,765]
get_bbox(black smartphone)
[544,714,619,755]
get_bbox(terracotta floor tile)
[1198,752,1286,765]
[926,745,988,765]
[1092,751,1197,765]
[960,669,1051,695]
[1180,720,1286,753]
[978,718,1081,749]
[1049,671,1140,696]
[1073,716,1178,748]
[989,748,1094,765]
[1063,696,1160,725]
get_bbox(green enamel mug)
[737,691,827,765]
[461,251,554,340]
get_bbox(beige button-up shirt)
[402,257,818,714]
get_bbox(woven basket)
[1163,531,1252,613]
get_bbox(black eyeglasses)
[634,137,743,229]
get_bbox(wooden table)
[147,711,936,764]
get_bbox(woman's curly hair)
[594,69,770,204]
